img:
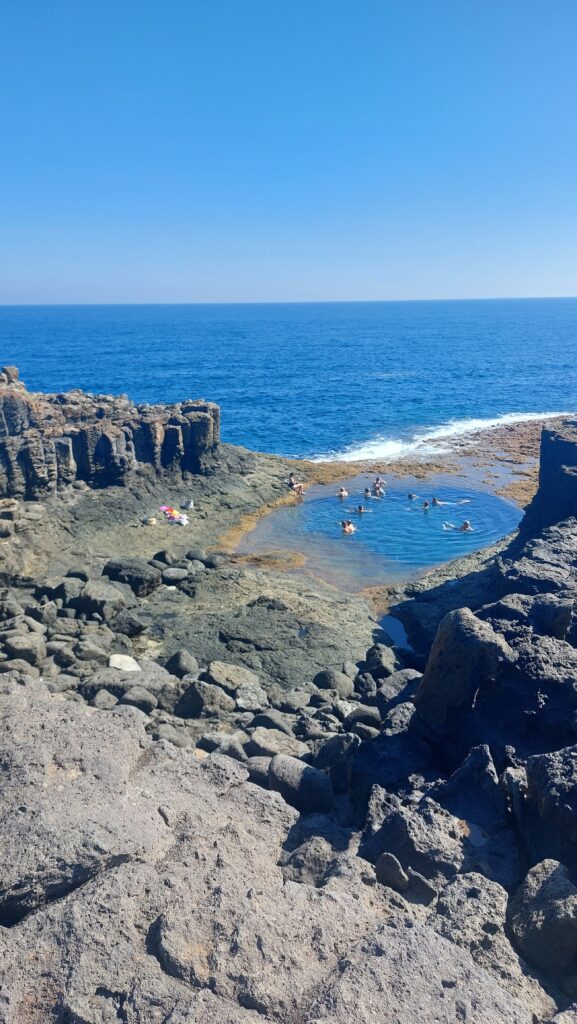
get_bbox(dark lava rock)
[268,753,333,813]
[509,860,577,977]
[164,649,200,679]
[313,669,354,699]
[103,557,162,597]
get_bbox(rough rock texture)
[509,860,577,979]
[0,674,537,1023]
[518,420,577,540]
[0,368,220,498]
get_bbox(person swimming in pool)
[408,492,418,500]
[364,487,372,500]
[338,487,349,499]
[340,519,356,534]
[423,500,430,510]
[444,519,473,532]
[355,504,370,514]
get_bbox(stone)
[414,608,515,735]
[178,680,236,717]
[153,723,194,748]
[250,708,295,736]
[73,639,108,664]
[364,642,402,679]
[234,680,269,712]
[432,872,556,1019]
[162,567,189,584]
[353,671,377,702]
[206,660,261,694]
[4,633,46,665]
[509,859,577,976]
[343,704,381,731]
[164,649,200,679]
[103,557,162,597]
[268,754,333,813]
[109,653,141,672]
[247,727,309,759]
[70,578,129,620]
[91,688,119,709]
[526,745,577,845]
[278,688,313,712]
[375,851,409,891]
[281,836,337,886]
[313,668,354,699]
[108,608,147,636]
[120,686,159,713]
[246,755,272,786]
[375,668,422,716]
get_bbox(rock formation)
[0,367,220,498]
[4,391,577,1019]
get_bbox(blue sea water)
[1,298,575,460]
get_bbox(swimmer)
[374,484,385,498]
[340,520,356,534]
[444,519,473,532]
[408,492,418,500]
[364,487,372,499]
[431,497,447,507]
[337,487,349,499]
[356,504,370,514]
[423,500,430,510]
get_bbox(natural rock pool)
[237,474,522,589]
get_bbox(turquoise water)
[238,476,522,588]
[1,298,575,460]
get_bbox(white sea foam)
[312,411,575,464]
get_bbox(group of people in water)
[407,491,472,531]
[337,476,386,534]
[288,472,473,535]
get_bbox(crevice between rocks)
[0,853,132,928]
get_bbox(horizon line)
[1,294,577,308]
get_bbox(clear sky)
[1,0,576,303]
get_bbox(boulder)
[103,557,162,597]
[526,745,577,845]
[4,633,46,665]
[70,578,129,620]
[509,860,577,976]
[313,668,354,699]
[247,727,309,759]
[162,567,189,584]
[268,754,333,813]
[432,873,556,1018]
[206,660,261,694]
[375,851,409,892]
[364,643,402,679]
[109,653,141,673]
[120,686,158,713]
[414,608,515,736]
[164,649,200,679]
[178,680,236,717]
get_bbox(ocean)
[1,298,575,460]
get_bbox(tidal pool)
[237,474,522,590]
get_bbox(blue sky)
[1,0,576,303]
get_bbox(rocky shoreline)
[2,370,577,1022]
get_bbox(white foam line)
[311,411,574,463]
